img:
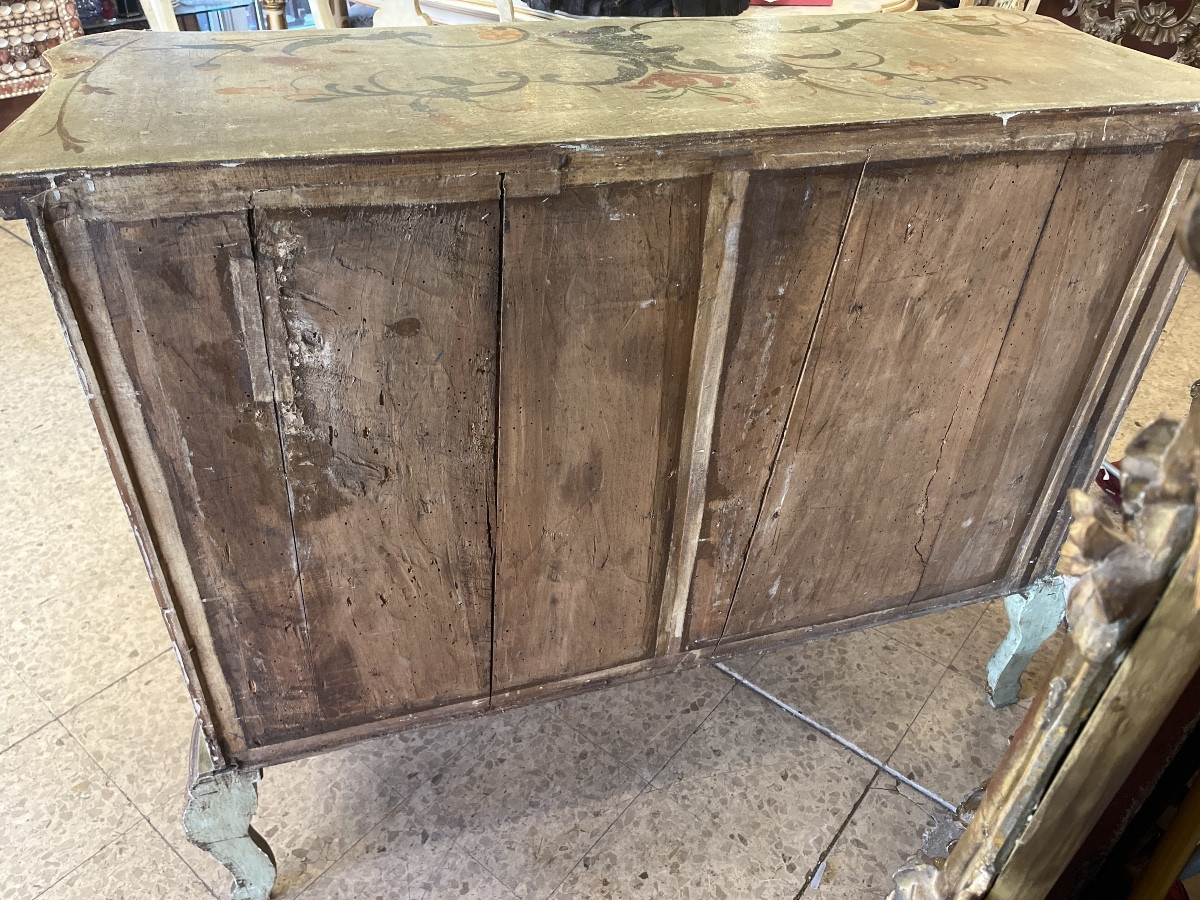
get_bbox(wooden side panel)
[65,214,318,750]
[913,145,1190,602]
[494,179,705,691]
[684,166,861,648]
[722,153,1069,641]
[253,199,500,726]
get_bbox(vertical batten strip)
[655,169,750,656]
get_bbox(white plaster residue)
[768,575,782,600]
[996,111,1020,126]
[639,298,656,309]
[179,432,206,522]
[219,161,242,168]
[774,459,796,514]
[962,517,974,528]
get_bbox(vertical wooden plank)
[655,169,749,657]
[683,166,862,648]
[36,208,239,764]
[80,213,319,750]
[253,196,500,725]
[721,153,1069,641]
[912,145,1190,603]
[494,179,705,691]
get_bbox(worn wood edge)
[1030,247,1190,585]
[708,575,1014,658]
[249,173,502,209]
[5,107,1196,220]
[490,646,714,710]
[236,577,1004,768]
[1014,150,1200,585]
[989,521,1200,898]
[91,217,255,758]
[237,648,711,767]
[655,170,749,657]
[24,203,240,765]
[232,695,492,768]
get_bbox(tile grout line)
[0,646,174,759]
[792,768,882,900]
[0,221,34,247]
[882,601,991,673]
[57,677,221,897]
[140,814,221,898]
[876,608,995,766]
[541,672,746,899]
[881,664,950,779]
[713,662,956,813]
[290,726,492,899]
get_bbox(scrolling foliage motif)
[1075,0,1200,66]
[267,19,1007,111]
[47,13,1030,150]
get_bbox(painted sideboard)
[1,10,1199,891]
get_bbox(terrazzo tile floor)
[1,214,1197,899]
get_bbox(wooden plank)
[9,105,1193,222]
[7,12,1200,183]
[721,152,1069,641]
[493,179,704,691]
[1022,153,1200,584]
[684,165,862,648]
[910,146,1190,603]
[655,169,749,656]
[33,206,239,765]
[73,213,318,751]
[252,195,500,726]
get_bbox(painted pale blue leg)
[986,576,1069,708]
[182,723,276,900]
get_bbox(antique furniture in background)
[2,10,1200,897]
[0,0,81,98]
[1036,0,1200,66]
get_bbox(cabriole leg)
[182,724,276,900]
[986,575,1069,708]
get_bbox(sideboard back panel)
[910,145,1188,606]
[251,199,502,732]
[494,180,705,691]
[56,213,320,749]
[685,166,861,648]
[723,152,1071,640]
[12,12,1200,766]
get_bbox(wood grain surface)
[722,153,1069,641]
[684,165,861,648]
[72,214,318,749]
[253,196,500,728]
[493,180,704,691]
[911,145,1188,604]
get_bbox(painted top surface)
[3,9,1200,177]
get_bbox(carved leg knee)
[986,576,1069,708]
[182,725,276,900]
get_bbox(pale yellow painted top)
[2,9,1200,179]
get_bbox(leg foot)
[986,576,1069,708]
[183,723,276,900]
